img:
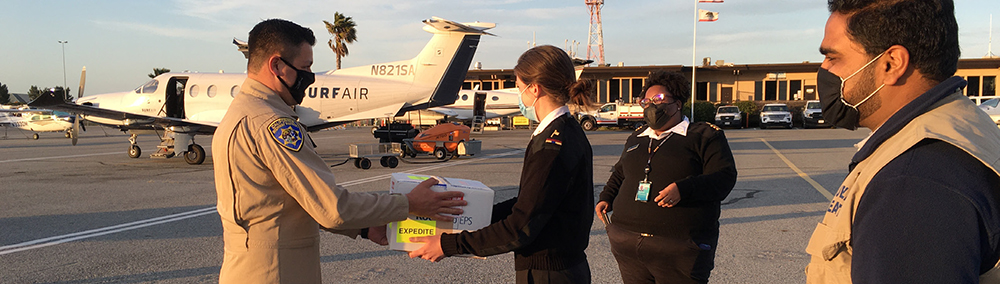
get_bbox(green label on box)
[396,218,436,243]
[408,175,430,181]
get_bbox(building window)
[621,79,631,103]
[609,79,621,103]
[754,81,763,101]
[790,80,802,100]
[503,80,515,89]
[709,82,718,102]
[778,80,788,101]
[696,82,708,101]
[765,81,777,101]
[984,76,996,97]
[632,78,644,100]
[968,76,981,96]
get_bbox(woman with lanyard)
[409,45,596,284]
[596,70,737,284]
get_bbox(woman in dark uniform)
[409,45,596,284]
[596,70,737,284]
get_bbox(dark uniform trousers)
[608,224,713,284]
[515,260,591,284]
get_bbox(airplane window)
[462,94,468,101]
[207,85,217,98]
[190,85,200,97]
[492,96,499,101]
[139,80,158,94]
[231,85,239,97]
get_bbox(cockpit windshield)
[134,80,159,94]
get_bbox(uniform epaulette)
[705,122,722,131]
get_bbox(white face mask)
[839,51,886,109]
[518,84,539,122]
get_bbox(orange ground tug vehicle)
[403,123,481,159]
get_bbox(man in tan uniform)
[806,1,1000,283]
[212,19,466,283]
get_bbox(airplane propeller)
[70,66,87,146]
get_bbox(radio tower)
[586,0,605,66]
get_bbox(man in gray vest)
[806,0,1000,283]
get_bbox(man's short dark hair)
[828,0,959,82]
[247,19,316,73]
[641,70,690,103]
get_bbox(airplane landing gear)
[32,133,39,140]
[184,144,206,165]
[128,133,141,158]
[129,144,141,158]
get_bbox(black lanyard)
[643,132,673,182]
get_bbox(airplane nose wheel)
[128,144,141,158]
[33,133,39,140]
[184,144,206,165]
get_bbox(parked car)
[577,102,646,131]
[714,105,744,129]
[978,98,1000,125]
[760,103,793,129]
[802,100,832,128]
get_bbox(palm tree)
[324,12,357,70]
[148,68,170,78]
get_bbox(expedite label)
[396,217,436,243]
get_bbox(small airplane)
[428,57,592,121]
[1,104,79,141]
[428,87,521,120]
[31,16,495,165]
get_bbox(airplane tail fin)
[335,17,495,114]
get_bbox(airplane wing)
[305,103,406,132]
[29,91,218,134]
[428,107,463,119]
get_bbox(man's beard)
[847,66,881,122]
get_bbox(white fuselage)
[430,88,521,120]
[1,112,72,132]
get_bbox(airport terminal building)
[463,57,1000,104]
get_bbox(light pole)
[58,40,68,92]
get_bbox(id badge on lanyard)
[636,132,671,203]
[635,181,652,202]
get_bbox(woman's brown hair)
[514,45,594,109]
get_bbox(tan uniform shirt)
[805,92,1000,283]
[212,78,408,284]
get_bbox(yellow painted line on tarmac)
[759,138,833,201]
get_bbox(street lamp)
[58,40,68,92]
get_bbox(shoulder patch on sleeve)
[268,117,303,151]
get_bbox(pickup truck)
[577,102,646,131]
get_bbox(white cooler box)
[387,173,494,252]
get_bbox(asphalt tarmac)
[0,124,870,283]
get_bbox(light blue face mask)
[518,84,539,122]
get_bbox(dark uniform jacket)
[440,113,594,271]
[599,122,737,246]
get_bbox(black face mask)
[277,57,316,105]
[816,67,860,130]
[644,101,679,130]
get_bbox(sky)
[1,0,998,96]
